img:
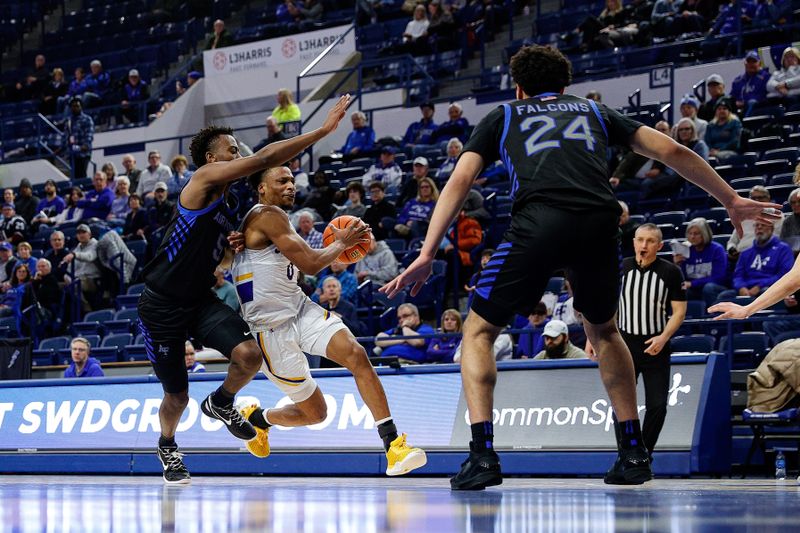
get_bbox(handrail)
[299,23,356,79]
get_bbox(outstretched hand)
[380,255,433,298]
[707,301,750,320]
[321,94,352,135]
[726,196,782,238]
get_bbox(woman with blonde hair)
[427,308,462,363]
[108,176,131,225]
[767,46,800,102]
[272,88,301,124]
[170,154,193,193]
[394,177,439,238]
[673,217,728,306]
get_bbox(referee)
[618,223,687,459]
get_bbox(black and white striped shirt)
[618,257,686,336]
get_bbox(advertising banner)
[0,362,706,452]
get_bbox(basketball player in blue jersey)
[138,95,351,484]
[382,46,781,490]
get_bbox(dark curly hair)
[189,125,234,168]
[510,45,572,98]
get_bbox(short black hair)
[247,169,266,191]
[189,125,234,168]
[510,45,572,97]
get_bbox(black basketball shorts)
[137,287,254,393]
[471,204,621,327]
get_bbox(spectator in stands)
[394,177,438,238]
[3,188,14,207]
[641,117,709,198]
[301,172,336,221]
[37,179,65,218]
[0,204,27,243]
[136,151,172,200]
[437,138,463,181]
[586,90,602,102]
[288,0,324,26]
[0,242,17,285]
[184,341,206,374]
[272,88,301,125]
[674,217,728,306]
[402,102,438,150]
[185,340,206,373]
[676,95,707,140]
[122,194,148,242]
[361,146,404,191]
[205,19,233,50]
[315,261,358,303]
[704,100,741,161]
[65,98,94,179]
[168,155,193,195]
[718,220,793,301]
[650,0,680,37]
[297,210,324,248]
[253,116,287,152]
[0,262,30,317]
[698,74,734,122]
[337,181,367,218]
[363,181,397,241]
[426,308,462,363]
[465,248,494,307]
[431,102,470,145]
[289,157,310,196]
[175,71,202,97]
[402,4,430,54]
[63,337,104,378]
[426,0,457,49]
[727,185,783,256]
[318,276,362,336]
[101,162,117,185]
[14,179,40,225]
[107,176,131,226]
[618,200,639,258]
[731,51,770,116]
[57,68,87,116]
[77,172,113,221]
[355,236,399,287]
[442,207,483,276]
[50,187,84,227]
[398,156,431,206]
[82,60,111,109]
[119,69,149,124]
[62,223,102,312]
[553,280,583,327]
[375,303,435,363]
[453,330,515,362]
[674,0,705,34]
[516,302,550,358]
[766,46,800,105]
[147,182,175,234]
[780,188,800,252]
[213,266,239,312]
[340,111,376,159]
[611,120,671,192]
[533,320,588,360]
[43,231,68,283]
[13,54,48,101]
[707,0,754,36]
[25,258,59,323]
[14,242,37,275]
[40,67,67,116]
[120,154,142,193]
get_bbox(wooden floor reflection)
[1,475,798,532]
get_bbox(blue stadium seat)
[649,211,686,227]
[766,184,796,204]
[729,177,765,190]
[39,336,70,351]
[769,173,795,186]
[685,300,707,319]
[545,276,565,294]
[126,283,145,295]
[72,309,114,336]
[122,344,149,362]
[764,147,800,164]
[102,333,133,350]
[336,167,366,181]
[671,334,715,353]
[719,331,770,359]
[86,347,120,364]
[754,159,792,179]
[116,294,140,309]
[772,330,800,345]
[32,350,56,366]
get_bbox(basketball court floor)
[1,475,798,532]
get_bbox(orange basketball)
[322,215,371,264]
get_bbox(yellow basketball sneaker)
[386,434,427,476]
[238,403,270,458]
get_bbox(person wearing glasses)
[640,118,708,199]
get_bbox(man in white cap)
[698,74,734,122]
[120,68,149,124]
[148,181,175,234]
[137,150,173,200]
[533,320,588,360]
[397,156,430,206]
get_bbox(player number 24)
[520,115,596,155]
